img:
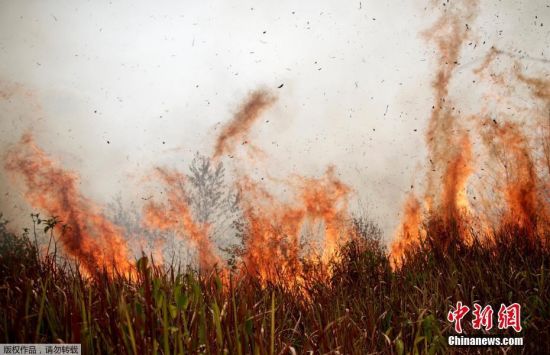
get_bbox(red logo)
[497,303,522,332]
[472,304,493,331]
[448,302,522,333]
[447,301,470,333]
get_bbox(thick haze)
[0,0,548,239]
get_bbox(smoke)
[0,1,548,276]
[213,90,277,159]
[423,0,479,216]
[389,0,550,266]
[0,0,441,238]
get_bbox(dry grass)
[0,215,548,354]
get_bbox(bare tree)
[186,153,241,244]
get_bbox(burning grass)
[1,1,549,353]
[0,214,548,354]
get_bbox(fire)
[213,89,277,159]
[238,178,305,285]
[4,133,133,276]
[2,0,548,285]
[422,0,477,211]
[390,1,479,264]
[143,168,221,270]
[479,120,547,236]
[210,88,353,286]
[298,167,351,263]
[3,99,352,286]
[236,167,352,287]
[390,0,549,266]
[390,194,422,269]
[442,133,474,221]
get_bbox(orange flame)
[299,167,351,263]
[441,133,474,221]
[143,168,221,270]
[480,120,548,235]
[236,167,352,286]
[390,194,422,268]
[391,1,479,264]
[4,134,133,276]
[390,0,549,266]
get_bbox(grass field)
[1,215,548,354]
[0,0,548,354]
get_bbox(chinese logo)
[447,302,522,333]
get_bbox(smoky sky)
[0,0,548,239]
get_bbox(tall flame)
[391,1,479,262]
[390,0,549,266]
[441,133,474,222]
[479,120,548,236]
[4,134,133,276]
[390,194,422,269]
